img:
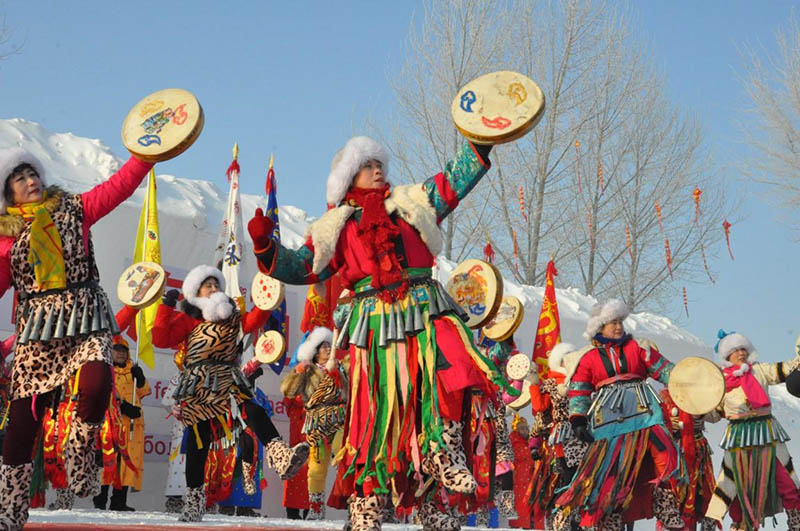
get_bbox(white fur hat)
[583,299,629,340]
[0,147,47,213]
[297,327,334,363]
[547,342,576,375]
[715,330,757,367]
[182,265,226,305]
[326,136,389,206]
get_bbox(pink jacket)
[0,157,154,297]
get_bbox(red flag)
[532,260,562,375]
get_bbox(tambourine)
[117,262,166,309]
[505,353,531,381]
[483,296,524,341]
[445,259,503,329]
[451,71,545,145]
[507,380,532,410]
[122,88,204,162]
[255,330,286,365]
[668,356,725,415]
[251,272,285,311]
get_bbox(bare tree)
[377,0,509,260]
[0,15,21,63]
[385,0,734,311]
[741,17,800,230]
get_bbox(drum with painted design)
[451,71,545,145]
[251,272,285,311]
[117,261,166,309]
[483,295,524,341]
[122,88,204,162]
[255,330,286,365]
[445,259,502,329]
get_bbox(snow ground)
[28,508,517,530]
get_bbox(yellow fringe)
[193,424,203,449]
[218,414,233,441]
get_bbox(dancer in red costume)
[0,147,154,530]
[248,136,510,530]
[554,299,685,530]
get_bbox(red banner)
[532,260,561,375]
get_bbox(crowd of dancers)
[0,131,799,531]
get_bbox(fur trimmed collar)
[0,186,65,237]
[306,183,441,275]
[180,292,234,322]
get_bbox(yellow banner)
[132,169,161,369]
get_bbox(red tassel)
[664,238,673,279]
[518,186,528,223]
[512,230,520,274]
[683,287,689,317]
[654,201,663,234]
[483,241,495,263]
[597,160,604,189]
[723,219,734,260]
[693,187,702,225]
[625,225,633,261]
[587,210,595,250]
[225,159,240,182]
[701,243,715,283]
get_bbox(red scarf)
[724,364,770,409]
[344,185,407,302]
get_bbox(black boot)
[109,486,135,511]
[92,485,109,510]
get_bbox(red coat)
[282,396,309,510]
[509,430,533,528]
[152,304,269,349]
[568,337,672,418]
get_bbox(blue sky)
[1,0,798,361]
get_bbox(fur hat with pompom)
[715,329,757,368]
[326,136,389,207]
[0,147,47,213]
[296,327,334,364]
[583,299,629,340]
[182,265,226,303]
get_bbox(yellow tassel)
[72,367,82,396]
[193,424,203,449]
[0,403,9,430]
[218,414,233,440]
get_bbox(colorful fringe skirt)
[333,269,505,502]
[555,423,679,526]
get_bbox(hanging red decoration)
[723,219,734,260]
[518,186,528,223]
[597,159,604,189]
[625,225,634,261]
[693,187,702,225]
[574,139,583,194]
[664,238,673,279]
[701,243,714,283]
[484,240,495,263]
[587,210,595,250]
[512,229,520,274]
[654,200,664,233]
[683,287,689,317]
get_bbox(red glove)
[248,208,275,252]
